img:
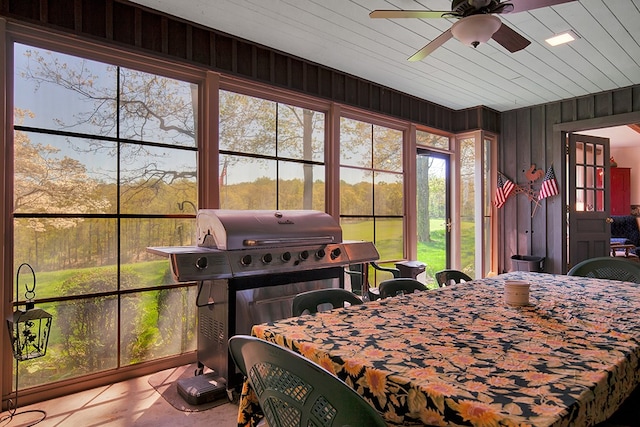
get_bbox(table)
[395,260,426,279]
[610,243,638,259]
[237,272,640,426]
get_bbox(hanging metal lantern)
[7,263,53,361]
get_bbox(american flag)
[494,173,515,208]
[538,166,559,200]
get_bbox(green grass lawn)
[343,218,470,288]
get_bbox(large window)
[218,90,326,210]
[339,117,404,278]
[12,43,198,388]
[458,133,496,278]
[460,137,477,276]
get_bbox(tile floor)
[4,370,638,426]
[1,370,239,427]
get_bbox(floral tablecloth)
[237,272,640,426]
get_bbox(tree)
[19,48,197,191]
[13,109,112,269]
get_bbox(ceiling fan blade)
[369,10,448,19]
[408,29,453,62]
[507,0,577,14]
[491,23,531,53]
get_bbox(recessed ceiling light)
[545,30,579,47]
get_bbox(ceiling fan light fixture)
[545,30,579,46]
[451,14,502,48]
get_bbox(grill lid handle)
[243,236,335,247]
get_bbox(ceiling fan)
[369,0,577,61]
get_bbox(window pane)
[375,218,403,260]
[576,165,584,188]
[417,130,449,150]
[575,142,585,165]
[278,162,325,210]
[14,43,117,137]
[14,218,118,291]
[586,143,594,165]
[219,90,276,155]
[16,299,118,389]
[483,139,492,276]
[374,171,403,215]
[219,156,277,209]
[576,188,585,211]
[121,218,196,270]
[341,217,373,242]
[596,167,604,189]
[460,137,476,277]
[120,69,197,147]
[120,143,197,215]
[373,125,402,172]
[120,288,197,365]
[586,190,595,212]
[596,189,604,211]
[340,168,373,216]
[277,106,324,162]
[595,145,604,165]
[14,132,117,214]
[340,117,372,168]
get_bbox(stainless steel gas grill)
[147,209,379,401]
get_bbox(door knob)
[445,218,452,232]
[605,217,614,224]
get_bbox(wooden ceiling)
[129,0,640,112]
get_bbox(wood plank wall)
[0,0,498,134]
[499,86,640,274]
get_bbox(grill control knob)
[281,252,292,262]
[316,249,326,259]
[330,248,341,260]
[195,257,208,270]
[262,253,273,264]
[299,250,309,261]
[241,254,252,266]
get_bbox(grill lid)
[196,209,342,250]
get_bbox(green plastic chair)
[435,269,472,287]
[567,256,640,283]
[292,288,363,316]
[228,335,387,427]
[378,278,427,298]
[345,262,400,298]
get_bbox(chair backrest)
[567,256,640,283]
[345,262,400,297]
[345,261,400,300]
[344,263,367,297]
[228,335,387,427]
[292,288,363,316]
[435,269,472,287]
[378,278,427,298]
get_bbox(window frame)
[2,21,208,406]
